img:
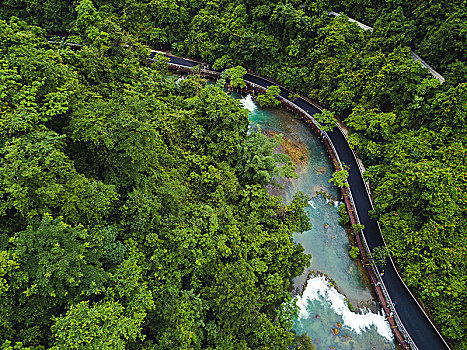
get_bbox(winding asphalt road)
[162,54,451,350]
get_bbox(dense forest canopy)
[0,0,466,349]
[331,0,467,74]
[0,17,312,349]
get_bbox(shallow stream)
[236,93,395,350]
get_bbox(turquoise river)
[236,93,395,350]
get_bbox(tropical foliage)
[0,18,311,349]
[1,0,466,348]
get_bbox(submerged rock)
[263,129,308,166]
[315,166,328,174]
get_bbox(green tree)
[212,55,233,70]
[314,109,336,132]
[0,341,31,350]
[75,0,102,43]
[352,223,365,235]
[237,129,297,186]
[51,301,142,350]
[227,66,247,89]
[372,246,390,267]
[329,165,349,188]
[1,214,108,345]
[256,85,281,107]
[349,246,360,259]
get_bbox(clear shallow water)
[235,93,395,350]
[294,276,394,350]
[242,95,335,198]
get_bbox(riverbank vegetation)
[1,0,466,348]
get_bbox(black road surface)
[165,55,451,350]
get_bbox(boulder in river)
[315,166,328,174]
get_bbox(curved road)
[161,53,451,350]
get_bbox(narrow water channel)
[235,94,395,350]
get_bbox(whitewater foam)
[295,276,393,340]
[241,95,257,112]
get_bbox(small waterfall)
[295,276,393,342]
[231,90,394,349]
[240,94,257,112]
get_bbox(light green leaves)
[51,301,141,350]
[314,109,336,132]
[227,66,247,89]
[256,85,281,107]
[328,165,349,188]
[237,129,297,186]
